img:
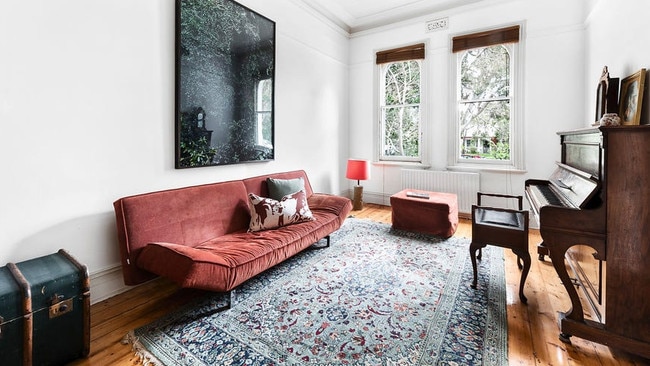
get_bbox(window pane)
[460,46,510,101]
[459,100,510,160]
[458,44,511,162]
[380,59,421,160]
[384,61,420,105]
[382,106,420,157]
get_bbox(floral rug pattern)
[128,218,507,365]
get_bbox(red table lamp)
[346,159,370,210]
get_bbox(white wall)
[348,0,588,206]
[584,0,650,125]
[0,0,349,303]
[2,0,646,303]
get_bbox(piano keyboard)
[526,184,573,211]
[531,185,564,206]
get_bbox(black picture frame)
[175,0,275,168]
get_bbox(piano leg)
[557,312,573,343]
[559,332,572,344]
[547,240,585,342]
[537,241,549,261]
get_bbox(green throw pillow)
[267,177,305,201]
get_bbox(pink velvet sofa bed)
[113,170,352,305]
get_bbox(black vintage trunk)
[0,249,90,366]
[0,266,26,365]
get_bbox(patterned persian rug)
[126,218,507,365]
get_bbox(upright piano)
[525,126,650,359]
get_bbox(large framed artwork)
[175,0,275,168]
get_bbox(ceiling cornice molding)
[290,0,352,36]
[299,0,492,35]
[348,0,484,34]
[348,0,521,38]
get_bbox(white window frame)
[449,27,524,172]
[374,57,430,167]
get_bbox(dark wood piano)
[525,126,650,359]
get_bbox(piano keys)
[525,126,650,359]
[526,183,569,207]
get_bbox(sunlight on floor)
[506,285,517,305]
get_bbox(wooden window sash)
[376,43,425,64]
[452,25,520,53]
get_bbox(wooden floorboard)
[70,203,649,365]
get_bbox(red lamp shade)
[346,159,370,210]
[346,159,370,184]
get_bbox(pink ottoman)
[390,189,459,237]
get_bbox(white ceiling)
[300,0,486,34]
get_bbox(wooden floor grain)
[70,204,649,365]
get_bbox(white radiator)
[400,169,480,215]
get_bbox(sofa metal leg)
[230,289,237,307]
[223,289,236,310]
[312,235,330,249]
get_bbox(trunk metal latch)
[49,294,73,318]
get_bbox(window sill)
[373,161,431,169]
[447,164,527,174]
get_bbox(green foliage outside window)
[381,60,421,159]
[459,45,511,160]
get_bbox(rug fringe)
[123,331,165,366]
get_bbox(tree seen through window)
[458,45,511,161]
[380,60,421,160]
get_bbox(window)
[380,60,421,160]
[256,78,273,148]
[376,43,425,162]
[451,25,523,169]
[458,44,512,160]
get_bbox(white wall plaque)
[426,17,449,32]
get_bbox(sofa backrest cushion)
[114,180,250,285]
[243,170,314,198]
[266,177,305,201]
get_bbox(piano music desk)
[390,189,459,238]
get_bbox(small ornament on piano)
[599,113,621,126]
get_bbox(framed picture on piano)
[619,68,646,125]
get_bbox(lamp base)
[352,185,364,210]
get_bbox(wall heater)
[400,169,480,216]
